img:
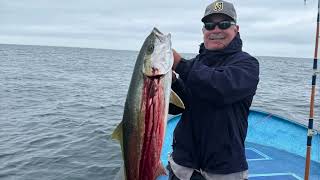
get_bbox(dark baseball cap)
[201,0,237,23]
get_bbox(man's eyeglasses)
[204,21,236,31]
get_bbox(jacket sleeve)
[176,56,259,106]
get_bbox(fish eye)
[147,44,154,54]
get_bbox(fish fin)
[112,122,123,142]
[112,122,125,160]
[170,90,185,109]
[155,162,167,178]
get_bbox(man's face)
[203,14,239,50]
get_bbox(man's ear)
[235,25,239,33]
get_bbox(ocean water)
[0,44,319,180]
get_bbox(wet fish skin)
[112,27,179,180]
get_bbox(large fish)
[112,28,184,180]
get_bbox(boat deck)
[158,111,320,180]
[246,142,319,180]
[159,141,320,179]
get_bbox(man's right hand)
[172,70,178,83]
[172,49,182,70]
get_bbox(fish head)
[142,27,173,77]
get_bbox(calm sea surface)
[0,44,319,180]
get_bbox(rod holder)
[307,129,318,136]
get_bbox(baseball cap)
[201,0,237,23]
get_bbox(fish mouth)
[143,65,170,79]
[152,27,163,36]
[145,74,163,80]
[145,67,164,79]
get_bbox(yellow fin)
[112,122,123,142]
[112,122,125,160]
[170,90,185,109]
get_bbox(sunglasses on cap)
[204,21,236,31]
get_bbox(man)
[168,0,259,179]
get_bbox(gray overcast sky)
[0,0,318,58]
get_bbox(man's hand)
[172,70,178,83]
[172,49,182,70]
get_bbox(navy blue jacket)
[170,33,259,174]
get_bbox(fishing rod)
[304,0,319,179]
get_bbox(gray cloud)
[0,0,317,57]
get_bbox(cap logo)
[213,2,223,11]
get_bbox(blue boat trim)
[245,147,272,161]
[250,108,309,129]
[249,173,303,180]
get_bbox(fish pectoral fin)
[155,162,167,178]
[111,122,123,142]
[111,122,125,166]
[170,90,185,109]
